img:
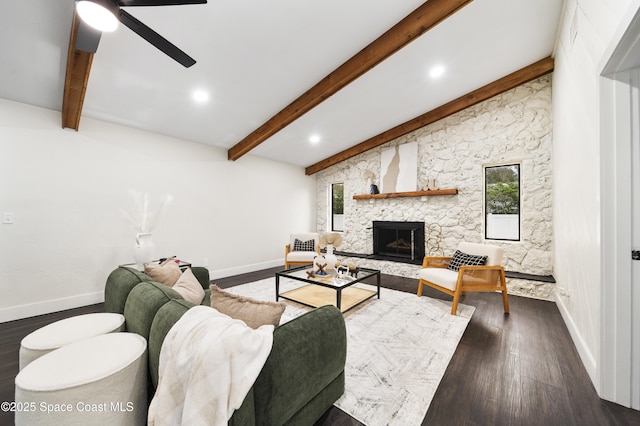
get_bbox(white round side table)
[15,332,147,426]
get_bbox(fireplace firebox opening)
[372,221,425,263]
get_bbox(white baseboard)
[209,259,284,280]
[0,261,286,323]
[0,291,105,323]
[555,290,599,390]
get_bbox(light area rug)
[223,278,475,426]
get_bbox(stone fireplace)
[372,221,425,263]
[315,75,555,300]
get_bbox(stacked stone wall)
[316,75,554,300]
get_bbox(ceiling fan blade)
[118,9,196,68]
[118,0,206,6]
[76,18,102,53]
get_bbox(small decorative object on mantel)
[422,178,438,191]
[319,233,343,270]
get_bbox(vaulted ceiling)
[1,0,563,174]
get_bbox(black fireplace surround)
[372,221,425,263]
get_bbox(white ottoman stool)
[15,332,147,426]
[19,312,125,369]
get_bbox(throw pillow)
[447,250,488,272]
[172,268,206,304]
[293,238,315,252]
[144,260,182,287]
[209,285,286,329]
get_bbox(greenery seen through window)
[331,183,344,232]
[485,164,520,240]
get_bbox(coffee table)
[276,265,380,313]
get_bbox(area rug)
[223,278,475,426]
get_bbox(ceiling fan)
[74,0,207,68]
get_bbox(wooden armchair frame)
[417,255,509,315]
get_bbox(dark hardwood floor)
[2,268,639,425]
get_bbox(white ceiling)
[0,0,564,169]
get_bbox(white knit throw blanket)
[148,306,274,426]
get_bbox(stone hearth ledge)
[337,255,556,301]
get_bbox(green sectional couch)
[104,266,347,425]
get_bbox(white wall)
[0,99,316,322]
[552,0,635,396]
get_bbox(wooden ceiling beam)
[61,11,94,130]
[305,57,555,175]
[227,0,474,161]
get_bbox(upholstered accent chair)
[284,233,320,269]
[417,242,509,315]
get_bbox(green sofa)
[104,266,347,425]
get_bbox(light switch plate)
[2,213,14,224]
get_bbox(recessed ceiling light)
[192,90,210,103]
[429,65,445,79]
[309,134,321,144]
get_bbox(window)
[485,164,520,241]
[330,183,344,232]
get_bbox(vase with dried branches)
[120,190,172,267]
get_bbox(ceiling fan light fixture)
[76,0,119,32]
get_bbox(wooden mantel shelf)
[353,188,458,200]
